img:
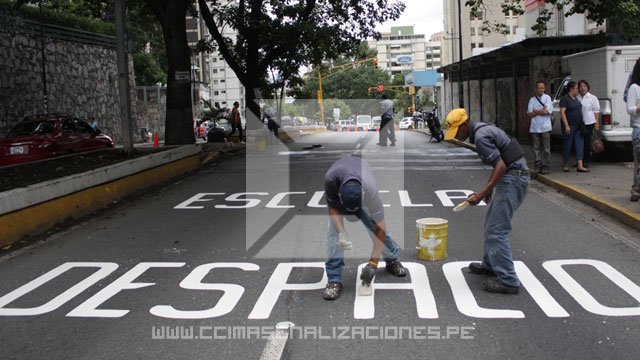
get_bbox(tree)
[465,0,640,41]
[196,0,405,129]
[144,0,195,145]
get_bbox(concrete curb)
[431,133,640,232]
[0,143,244,247]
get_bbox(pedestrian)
[626,58,640,202]
[444,108,529,294]
[321,155,407,300]
[526,81,553,174]
[228,101,243,142]
[88,115,99,131]
[262,106,279,142]
[378,94,396,146]
[559,81,589,172]
[578,80,600,168]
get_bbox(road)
[1,130,640,360]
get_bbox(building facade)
[523,0,606,38]
[443,0,525,65]
[187,2,245,115]
[367,26,427,76]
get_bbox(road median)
[0,143,244,247]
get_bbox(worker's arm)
[328,206,346,233]
[468,159,508,205]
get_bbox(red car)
[0,113,114,167]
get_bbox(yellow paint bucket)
[416,218,448,261]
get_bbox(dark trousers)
[583,124,595,166]
[379,115,396,145]
[562,123,584,163]
[229,121,243,140]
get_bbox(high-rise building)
[426,32,444,69]
[188,2,245,113]
[367,26,427,76]
[185,8,211,110]
[443,0,525,65]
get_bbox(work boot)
[631,194,640,202]
[322,282,343,300]
[483,279,519,295]
[468,262,496,276]
[385,261,407,277]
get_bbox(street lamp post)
[457,0,464,109]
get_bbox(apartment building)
[187,2,245,113]
[367,26,428,76]
[185,9,211,109]
[427,32,444,69]
[443,0,525,65]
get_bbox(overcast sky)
[376,0,444,38]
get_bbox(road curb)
[0,143,244,247]
[431,133,640,232]
[534,174,640,231]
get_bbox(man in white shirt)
[578,80,600,168]
[527,81,554,174]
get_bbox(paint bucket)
[416,218,448,261]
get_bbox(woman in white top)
[578,80,600,168]
[627,58,640,202]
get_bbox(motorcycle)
[421,109,444,143]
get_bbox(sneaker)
[385,262,407,277]
[468,262,496,276]
[322,282,343,300]
[539,168,550,175]
[631,194,640,202]
[483,279,519,295]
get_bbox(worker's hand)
[565,126,571,135]
[595,122,600,131]
[467,192,483,206]
[338,231,353,250]
[360,263,377,286]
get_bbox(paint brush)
[453,200,469,212]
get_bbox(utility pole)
[39,1,48,113]
[317,65,325,127]
[115,0,134,153]
[457,0,464,108]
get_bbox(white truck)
[552,46,640,143]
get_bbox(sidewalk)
[416,128,640,231]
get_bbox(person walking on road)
[578,80,600,168]
[378,94,396,146]
[560,81,589,172]
[444,108,529,294]
[321,155,407,300]
[527,81,553,174]
[262,106,279,143]
[228,101,243,142]
[626,58,640,202]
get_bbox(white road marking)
[260,321,295,360]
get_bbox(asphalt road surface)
[1,130,640,360]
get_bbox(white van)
[552,46,640,143]
[355,115,372,131]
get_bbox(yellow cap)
[444,108,469,141]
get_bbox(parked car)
[370,116,382,131]
[0,113,114,167]
[335,119,356,132]
[399,117,415,130]
[356,115,372,131]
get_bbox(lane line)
[260,321,294,360]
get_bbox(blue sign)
[396,55,414,64]
[405,70,442,87]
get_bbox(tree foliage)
[196,0,405,128]
[465,0,640,40]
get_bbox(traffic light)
[377,85,384,92]
[373,58,378,69]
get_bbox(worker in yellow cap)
[445,108,529,295]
